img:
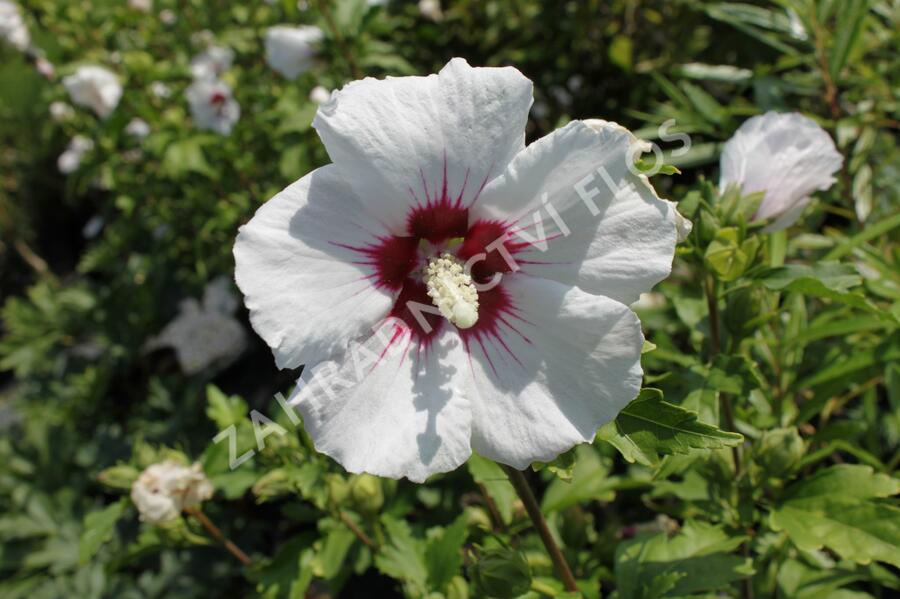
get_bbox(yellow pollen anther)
[424,253,479,329]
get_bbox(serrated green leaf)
[79,500,126,563]
[615,520,753,599]
[601,389,742,465]
[770,465,900,567]
[375,515,428,593]
[425,514,468,591]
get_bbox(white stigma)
[424,253,479,329]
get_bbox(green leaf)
[532,446,577,482]
[541,444,617,513]
[79,500,126,563]
[756,262,862,292]
[311,527,355,580]
[97,464,139,490]
[754,262,883,314]
[375,515,428,593]
[828,0,869,80]
[770,465,900,567]
[162,138,215,178]
[615,520,753,599]
[425,514,469,591]
[467,454,515,525]
[600,389,742,466]
[206,384,248,429]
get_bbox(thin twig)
[13,239,49,275]
[338,510,377,549]
[185,507,253,566]
[502,465,578,593]
[477,482,506,532]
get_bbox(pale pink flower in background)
[130,460,213,524]
[719,111,843,231]
[0,0,29,51]
[35,57,54,79]
[234,59,685,482]
[63,65,122,119]
[125,117,151,139]
[186,78,240,135]
[309,85,331,105]
[190,45,233,80]
[264,25,323,80]
[58,135,94,174]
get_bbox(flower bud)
[349,474,384,515]
[469,547,531,599]
[755,427,805,478]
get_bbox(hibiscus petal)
[719,111,842,223]
[475,120,680,305]
[290,323,472,482]
[465,275,643,469]
[234,165,394,369]
[313,57,533,233]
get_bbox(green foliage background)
[1,0,899,597]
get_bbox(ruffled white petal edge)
[234,165,394,369]
[474,119,684,305]
[313,57,533,233]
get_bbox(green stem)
[502,465,578,593]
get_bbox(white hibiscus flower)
[63,65,122,119]
[130,460,214,524]
[234,58,685,482]
[190,45,233,80]
[186,78,240,135]
[719,111,843,231]
[146,277,246,374]
[264,25,323,80]
[0,0,29,52]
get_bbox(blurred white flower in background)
[57,135,94,174]
[49,101,74,121]
[159,8,176,25]
[82,215,105,239]
[186,78,240,135]
[125,117,151,139]
[130,460,213,524]
[309,85,331,105]
[146,277,246,374]
[63,65,122,119]
[190,45,233,80]
[0,0,29,52]
[719,112,843,231]
[150,81,171,99]
[418,0,443,21]
[264,25,323,80]
[128,0,152,12]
